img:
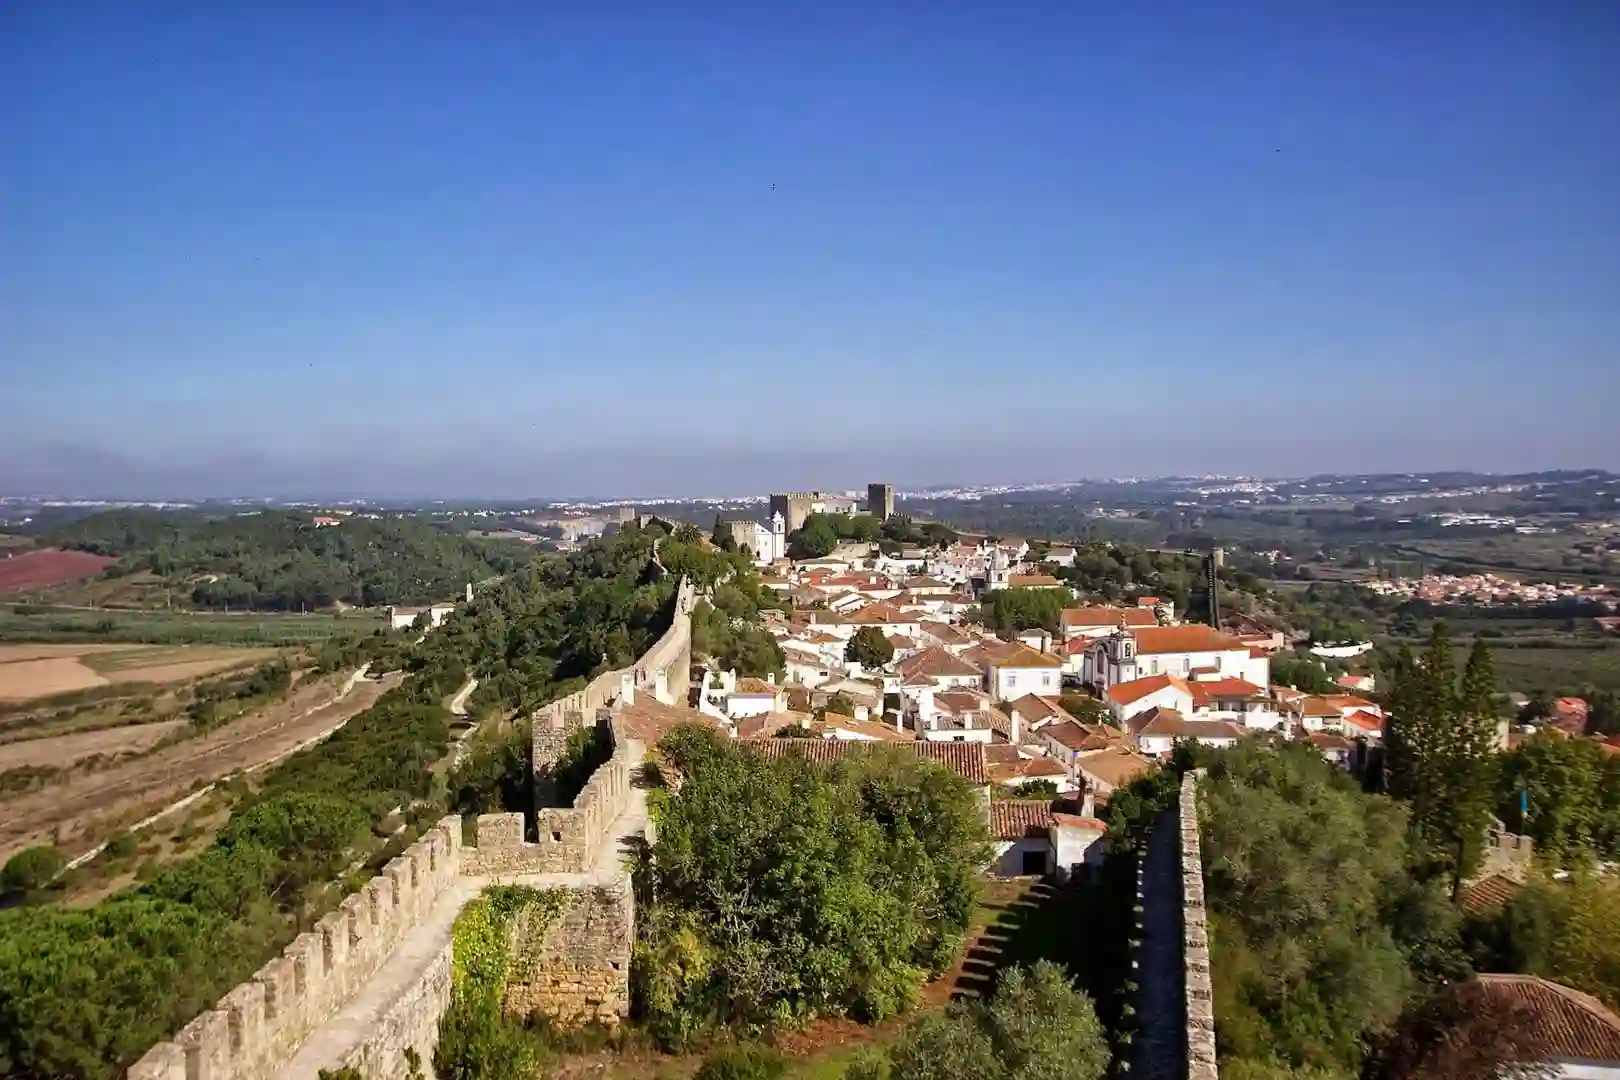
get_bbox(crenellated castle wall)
[128,817,464,1080]
[1179,770,1218,1080]
[123,578,693,1078]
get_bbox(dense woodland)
[45,508,535,611]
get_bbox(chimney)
[619,672,635,704]
[767,671,776,686]
[1010,709,1021,745]
[1081,788,1096,819]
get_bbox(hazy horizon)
[5,5,1618,499]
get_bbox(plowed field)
[0,549,117,594]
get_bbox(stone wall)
[127,817,464,1080]
[319,948,451,1080]
[503,878,634,1028]
[464,576,692,876]
[461,726,635,876]
[1180,771,1218,1080]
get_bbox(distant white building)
[726,513,787,566]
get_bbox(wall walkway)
[127,578,691,1080]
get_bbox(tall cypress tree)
[1442,638,1503,895]
[1384,624,1504,894]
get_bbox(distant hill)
[43,509,535,612]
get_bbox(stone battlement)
[1180,771,1218,1080]
[464,714,637,876]
[128,817,464,1080]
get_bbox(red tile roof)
[899,646,983,680]
[1460,873,1523,914]
[742,737,989,784]
[1187,678,1268,706]
[981,641,1064,669]
[1474,974,1620,1063]
[1106,674,1192,706]
[1129,625,1248,655]
[1342,709,1384,732]
[1051,812,1107,831]
[991,799,1055,840]
[1076,747,1156,789]
[1061,606,1157,630]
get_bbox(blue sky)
[3,2,1618,498]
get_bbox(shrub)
[693,1045,788,1080]
[1,845,64,901]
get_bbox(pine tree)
[1383,625,1504,895]
[1441,638,1503,895]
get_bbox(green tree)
[879,961,1108,1080]
[979,587,1072,639]
[789,516,840,559]
[1010,780,1060,800]
[847,625,897,668]
[0,845,64,903]
[1498,731,1603,865]
[634,727,990,1046]
[1385,626,1502,894]
[1201,741,1422,1073]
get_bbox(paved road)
[275,760,648,1078]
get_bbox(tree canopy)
[635,726,990,1047]
[47,508,534,612]
[846,625,896,668]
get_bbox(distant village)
[677,484,1394,814]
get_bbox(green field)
[0,604,384,646]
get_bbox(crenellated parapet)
[1179,770,1218,1080]
[127,817,464,1080]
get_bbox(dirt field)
[0,668,401,862]
[0,643,268,701]
[0,548,117,595]
[0,720,189,770]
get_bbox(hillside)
[41,509,535,612]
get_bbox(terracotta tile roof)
[988,756,1069,784]
[1042,719,1122,753]
[732,678,780,696]
[1129,625,1248,655]
[847,601,917,626]
[1006,694,1070,723]
[1323,693,1378,712]
[1307,731,1354,752]
[899,646,983,680]
[1051,812,1107,831]
[1460,873,1524,914]
[981,641,1064,669]
[1062,606,1156,630]
[1187,678,1268,706]
[1302,695,1342,718]
[736,711,815,739]
[1107,674,1193,706]
[1342,709,1384,732]
[919,621,972,646]
[742,737,989,785]
[1475,974,1620,1063]
[1129,707,1243,742]
[935,689,992,714]
[1007,573,1065,587]
[1076,747,1156,789]
[815,715,915,743]
[991,799,1054,840]
[612,697,725,744]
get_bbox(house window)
[1041,673,1052,688]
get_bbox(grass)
[0,604,383,646]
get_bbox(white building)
[727,513,788,567]
[1087,625,1269,692]
[973,641,1065,702]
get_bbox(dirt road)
[0,667,401,862]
